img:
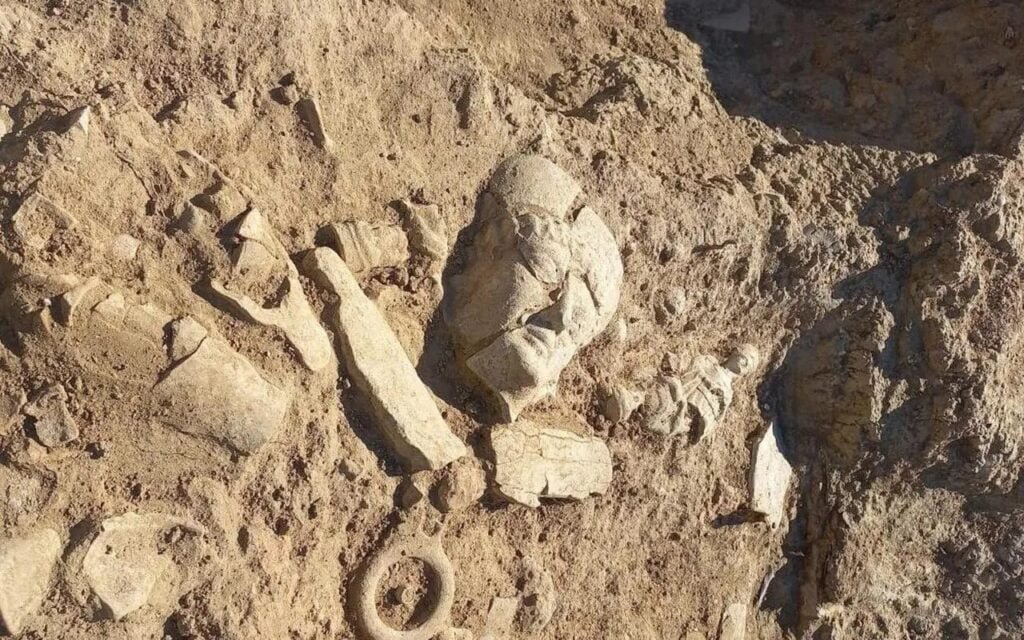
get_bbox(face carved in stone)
[446,154,623,422]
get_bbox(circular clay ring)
[353,535,455,640]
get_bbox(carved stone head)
[446,154,623,421]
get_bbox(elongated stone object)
[302,247,466,470]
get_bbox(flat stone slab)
[490,422,612,507]
[302,247,465,471]
[749,421,793,527]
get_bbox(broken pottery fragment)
[324,220,409,273]
[154,318,290,454]
[446,154,623,422]
[83,512,199,621]
[23,383,78,447]
[302,247,465,471]
[352,531,455,640]
[11,193,78,251]
[642,344,758,441]
[206,208,332,372]
[0,528,61,635]
[749,422,793,527]
[489,422,613,507]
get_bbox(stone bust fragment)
[642,344,759,441]
[446,154,623,421]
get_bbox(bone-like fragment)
[154,320,290,454]
[324,220,409,273]
[0,528,61,635]
[749,422,793,527]
[207,278,332,372]
[297,97,334,150]
[397,200,448,263]
[489,422,612,507]
[302,247,465,471]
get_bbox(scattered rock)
[447,154,623,422]
[12,193,78,251]
[52,277,103,327]
[271,84,299,106]
[83,512,199,621]
[489,422,613,507]
[0,528,61,635]
[154,319,290,454]
[435,457,486,512]
[514,557,556,633]
[23,383,79,447]
[64,106,90,135]
[437,628,474,640]
[207,209,333,372]
[643,344,758,441]
[749,422,793,528]
[599,384,643,423]
[324,220,410,273]
[109,234,140,260]
[352,531,455,640]
[297,97,334,150]
[396,474,427,509]
[302,247,466,471]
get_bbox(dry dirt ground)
[1,1,1023,639]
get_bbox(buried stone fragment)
[446,154,623,422]
[749,422,793,527]
[302,247,465,471]
[11,193,78,251]
[154,317,290,455]
[83,512,200,621]
[23,383,78,448]
[0,528,62,635]
[489,422,613,508]
[642,344,758,441]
